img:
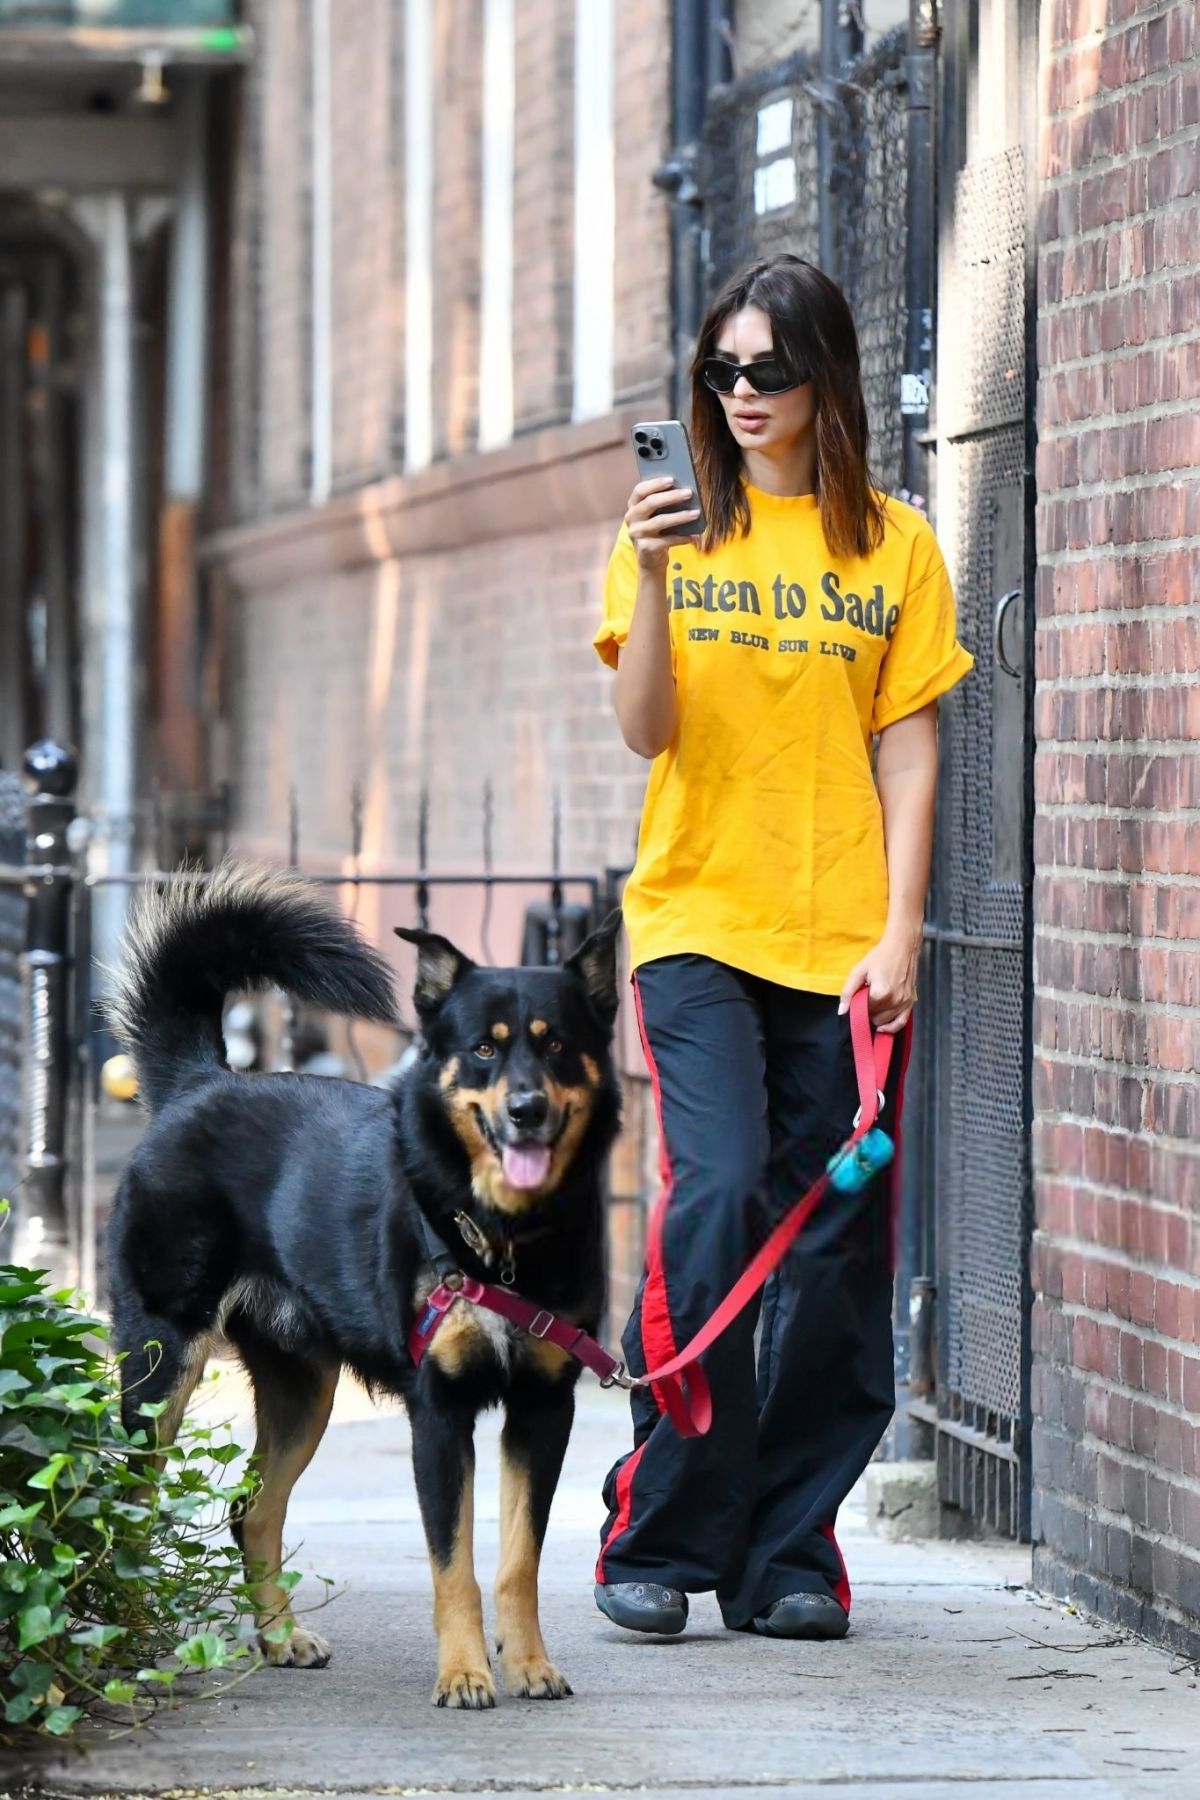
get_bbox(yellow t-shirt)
[593,486,974,993]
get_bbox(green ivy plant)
[0,1200,267,1740]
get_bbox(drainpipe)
[79,193,137,992]
[818,0,864,281]
[654,1,733,416]
[901,0,937,510]
[310,0,332,504]
[156,78,209,831]
[891,0,940,1460]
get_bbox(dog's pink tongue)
[502,1143,552,1190]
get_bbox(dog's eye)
[474,1041,496,1061]
[547,1039,564,1056]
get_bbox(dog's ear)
[394,927,475,1020]
[565,909,622,1028]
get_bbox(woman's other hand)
[626,477,701,569]
[838,924,922,1034]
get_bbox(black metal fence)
[0,745,621,1297]
[0,771,24,1211]
[699,27,912,496]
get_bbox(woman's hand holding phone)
[625,477,702,570]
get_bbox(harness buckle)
[528,1309,555,1339]
[599,1360,637,1391]
[852,1089,887,1131]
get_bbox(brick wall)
[432,0,484,460]
[329,0,401,490]
[1032,0,1200,1651]
[210,1,673,1308]
[216,0,671,885]
[257,0,312,509]
[512,0,575,432]
[613,0,672,406]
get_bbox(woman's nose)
[732,372,758,398]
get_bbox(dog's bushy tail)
[106,860,397,1111]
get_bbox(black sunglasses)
[701,355,810,397]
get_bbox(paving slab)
[5,1370,1198,1800]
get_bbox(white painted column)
[478,0,515,450]
[78,195,136,987]
[310,0,332,503]
[572,0,615,421]
[405,0,435,472]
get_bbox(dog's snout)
[506,1089,549,1131]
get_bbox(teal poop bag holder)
[826,1124,894,1193]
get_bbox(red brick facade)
[205,0,1199,1635]
[1032,0,1200,1648]
[208,1,672,1298]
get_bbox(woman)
[592,254,972,1641]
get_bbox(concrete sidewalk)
[11,1370,1200,1800]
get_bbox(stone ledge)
[201,408,648,592]
[864,1459,942,1541]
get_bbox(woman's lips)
[734,412,768,432]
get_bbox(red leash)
[409,988,894,1438]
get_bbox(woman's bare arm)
[838,703,939,1031]
[611,476,699,759]
[614,563,678,757]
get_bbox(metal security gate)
[0,771,24,1209]
[700,28,912,498]
[1,753,621,1302]
[926,0,1039,1535]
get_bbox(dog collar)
[452,1207,558,1285]
[453,1210,516,1285]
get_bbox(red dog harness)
[408,987,895,1438]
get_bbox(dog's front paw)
[504,1655,572,1700]
[433,1664,496,1709]
[261,1623,332,1668]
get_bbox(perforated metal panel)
[702,53,822,283]
[700,33,910,495]
[830,30,910,493]
[0,773,24,1210]
[932,142,1032,1536]
[939,147,1027,440]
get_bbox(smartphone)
[631,420,706,538]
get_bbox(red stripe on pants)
[595,975,679,1582]
[820,1522,852,1613]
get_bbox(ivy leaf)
[17,1603,54,1649]
[41,1705,84,1735]
[0,1500,44,1528]
[3,1692,41,1725]
[176,1631,229,1670]
[206,1443,243,1467]
[27,1453,71,1491]
[46,1382,102,1407]
[0,1422,52,1456]
[102,1678,137,1705]
[9,1659,55,1693]
[113,1546,157,1581]
[72,1623,126,1649]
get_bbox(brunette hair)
[690,254,888,560]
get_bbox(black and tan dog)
[106,863,621,1707]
